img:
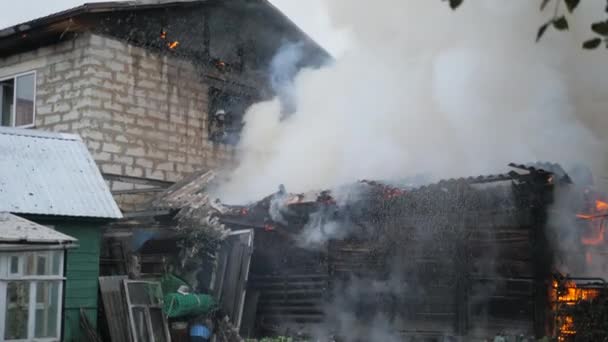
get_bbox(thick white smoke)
[218,0,607,203]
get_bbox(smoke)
[213,0,608,339]
[269,42,306,115]
[295,183,369,248]
[216,0,606,204]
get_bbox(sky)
[0,0,348,56]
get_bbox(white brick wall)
[0,33,239,211]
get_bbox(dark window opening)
[208,88,252,145]
[0,72,36,128]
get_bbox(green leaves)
[445,0,607,50]
[583,20,608,50]
[583,38,602,49]
[445,0,463,10]
[591,21,608,36]
[553,16,569,30]
[564,0,580,13]
[537,22,550,42]
[537,16,569,42]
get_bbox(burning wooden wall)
[99,163,608,340]
[221,164,573,340]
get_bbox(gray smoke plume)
[217,0,606,205]
[214,0,608,340]
[270,42,306,115]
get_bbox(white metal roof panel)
[0,212,77,244]
[0,127,122,219]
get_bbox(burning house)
[124,162,608,341]
[2,1,607,341]
[0,0,329,212]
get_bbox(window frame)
[0,250,65,342]
[0,71,37,129]
[123,280,170,342]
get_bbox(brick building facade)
[1,33,237,210]
[0,1,328,211]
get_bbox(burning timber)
[140,163,608,341]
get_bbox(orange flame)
[553,280,600,340]
[554,280,600,303]
[576,199,608,247]
[582,224,605,246]
[560,316,576,337]
[160,30,167,40]
[596,200,608,211]
[215,60,226,69]
[168,41,179,49]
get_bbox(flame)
[160,30,167,39]
[554,280,600,303]
[576,199,608,247]
[581,222,605,246]
[168,41,179,49]
[383,188,404,199]
[215,60,227,69]
[552,279,601,340]
[596,200,608,211]
[560,316,576,338]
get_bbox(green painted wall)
[55,223,103,342]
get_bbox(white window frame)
[0,250,65,342]
[0,71,37,129]
[124,280,170,342]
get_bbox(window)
[0,250,64,341]
[0,72,36,128]
[208,88,253,145]
[124,280,169,342]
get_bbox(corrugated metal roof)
[152,170,216,209]
[0,212,77,244]
[0,127,122,219]
[0,1,203,36]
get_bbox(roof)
[0,127,122,219]
[0,212,77,245]
[0,0,330,60]
[0,1,201,38]
[153,170,216,209]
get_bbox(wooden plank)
[99,276,131,342]
[56,224,102,342]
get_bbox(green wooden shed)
[0,127,122,341]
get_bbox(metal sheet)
[0,212,76,244]
[0,127,122,219]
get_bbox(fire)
[581,222,605,246]
[596,200,608,211]
[552,278,601,341]
[554,280,600,303]
[383,188,404,199]
[168,41,180,50]
[560,316,575,337]
[576,199,608,247]
[214,59,227,71]
[160,30,167,40]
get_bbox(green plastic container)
[163,293,217,318]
